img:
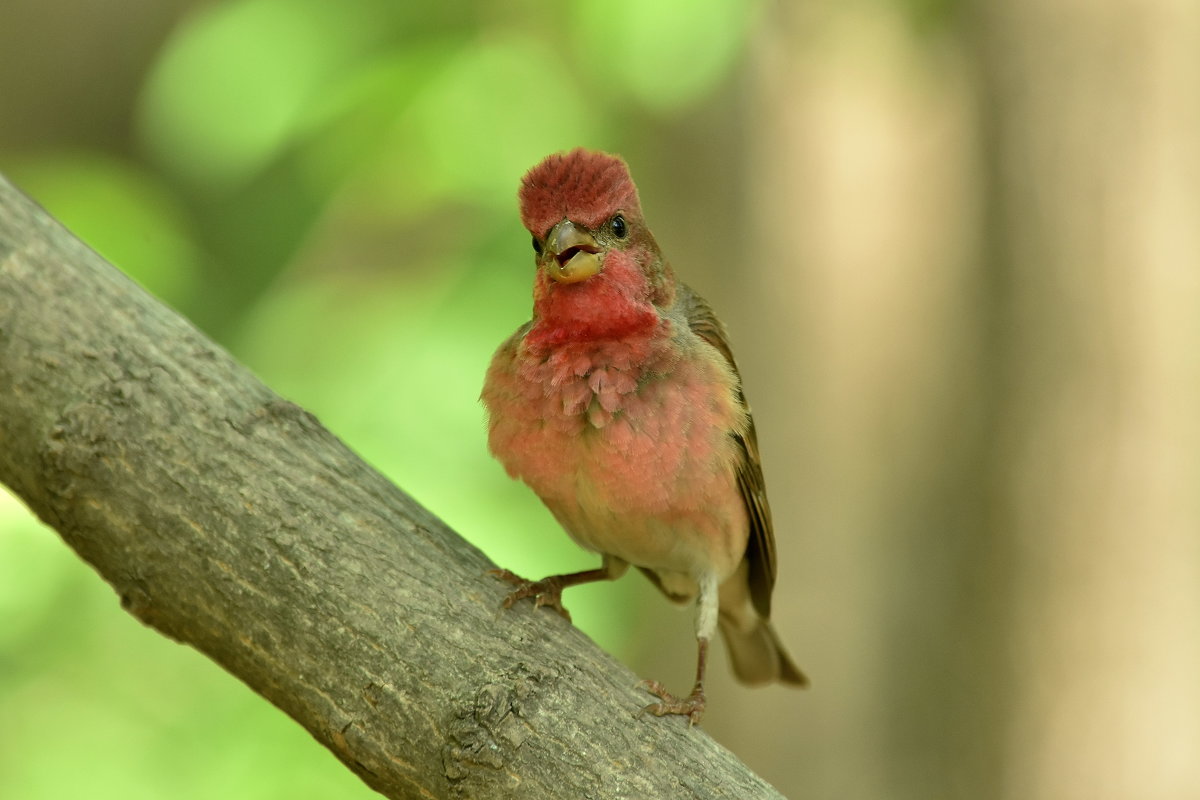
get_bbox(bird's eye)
[612,214,627,239]
[532,235,543,255]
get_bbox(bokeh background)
[2,0,1198,798]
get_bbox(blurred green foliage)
[0,0,759,797]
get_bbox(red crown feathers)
[519,149,642,238]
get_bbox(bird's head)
[518,149,674,346]
[520,148,672,298]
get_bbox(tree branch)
[0,174,786,800]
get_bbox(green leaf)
[138,0,390,192]
[571,0,759,110]
[341,34,606,216]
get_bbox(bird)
[481,148,807,724]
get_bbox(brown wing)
[677,283,777,619]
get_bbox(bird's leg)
[638,638,709,726]
[637,571,717,725]
[489,565,613,623]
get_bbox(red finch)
[482,148,807,724]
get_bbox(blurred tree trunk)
[745,1,1200,798]
[743,5,997,797]
[975,1,1200,798]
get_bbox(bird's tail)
[718,607,809,688]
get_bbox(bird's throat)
[527,265,659,351]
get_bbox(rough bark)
[0,174,786,800]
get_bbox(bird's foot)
[636,679,707,726]
[488,569,573,622]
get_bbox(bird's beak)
[544,220,602,284]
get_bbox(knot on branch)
[442,663,554,794]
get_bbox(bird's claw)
[635,679,707,726]
[488,569,573,622]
